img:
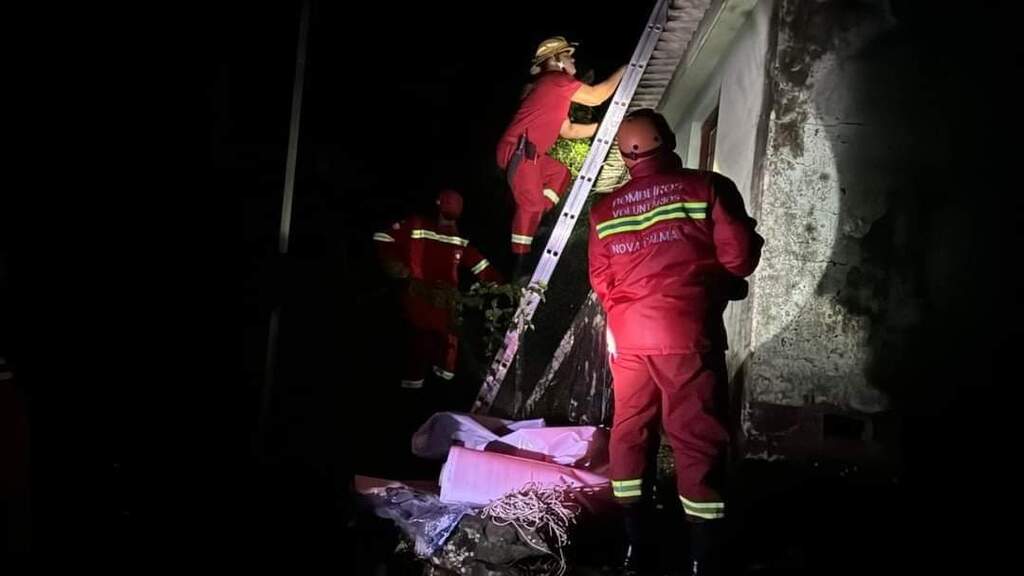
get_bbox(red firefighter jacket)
[588,154,763,354]
[374,215,502,290]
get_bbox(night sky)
[232,1,654,262]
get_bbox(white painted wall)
[659,0,773,377]
[669,0,772,203]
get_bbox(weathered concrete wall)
[736,0,1004,461]
[747,0,902,421]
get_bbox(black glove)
[723,275,749,301]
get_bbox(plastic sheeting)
[496,426,609,470]
[359,482,475,557]
[412,411,608,469]
[411,412,544,459]
[439,446,611,507]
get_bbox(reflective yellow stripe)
[471,259,490,275]
[596,202,709,239]
[599,201,710,230]
[680,496,725,519]
[614,489,643,498]
[410,229,469,246]
[684,508,725,519]
[679,496,725,509]
[373,233,396,242]
[543,188,560,205]
[613,478,644,498]
[511,234,533,245]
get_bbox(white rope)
[480,481,582,575]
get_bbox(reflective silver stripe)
[373,233,396,242]
[543,188,560,204]
[511,234,533,245]
[612,479,643,487]
[614,488,643,498]
[471,259,490,275]
[410,229,469,246]
[400,379,424,389]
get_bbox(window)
[699,105,719,171]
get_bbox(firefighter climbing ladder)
[472,0,670,414]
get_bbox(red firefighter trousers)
[401,290,458,383]
[499,141,572,254]
[609,351,729,520]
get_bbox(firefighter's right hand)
[606,326,617,362]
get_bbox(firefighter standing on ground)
[497,36,626,267]
[374,189,502,389]
[588,109,763,575]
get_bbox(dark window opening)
[699,105,719,171]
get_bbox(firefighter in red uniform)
[497,36,626,269]
[588,110,763,576]
[374,189,502,389]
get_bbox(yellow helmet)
[531,36,577,66]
